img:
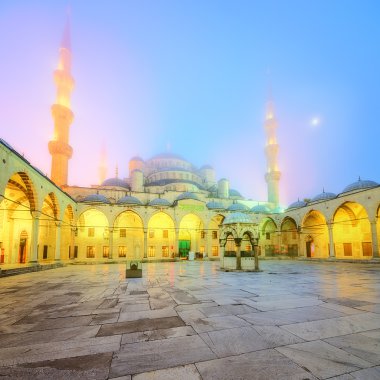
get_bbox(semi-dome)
[149,198,172,207]
[311,191,336,202]
[229,189,242,197]
[101,177,129,189]
[206,201,224,210]
[287,200,307,210]
[130,156,144,161]
[82,194,110,204]
[223,212,253,225]
[117,195,142,205]
[227,203,249,212]
[341,178,378,194]
[176,192,200,201]
[251,204,270,214]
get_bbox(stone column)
[219,242,225,269]
[253,241,259,271]
[234,237,242,270]
[205,231,210,259]
[328,222,335,258]
[29,212,40,264]
[370,220,379,258]
[174,228,179,259]
[54,222,61,261]
[109,228,114,259]
[70,227,75,259]
[143,229,148,259]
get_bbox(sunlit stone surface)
[0,260,379,379]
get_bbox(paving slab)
[110,335,216,377]
[132,364,202,380]
[97,316,184,337]
[281,312,380,340]
[276,340,372,379]
[195,349,317,379]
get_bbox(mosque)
[0,22,379,267]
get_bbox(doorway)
[19,230,28,263]
[179,240,190,258]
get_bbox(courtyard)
[0,260,379,379]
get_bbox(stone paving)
[0,260,379,379]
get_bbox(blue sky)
[1,0,379,204]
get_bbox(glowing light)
[310,117,321,127]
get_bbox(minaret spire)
[264,87,281,207]
[48,14,75,187]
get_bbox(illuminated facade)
[0,22,379,266]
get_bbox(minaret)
[264,93,281,206]
[48,16,74,187]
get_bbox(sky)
[1,0,379,205]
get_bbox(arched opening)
[77,208,109,260]
[39,192,59,261]
[61,204,74,260]
[0,172,37,264]
[280,217,298,256]
[259,218,277,257]
[114,211,144,260]
[242,232,253,257]
[178,213,204,258]
[207,214,225,258]
[147,212,175,259]
[302,210,329,258]
[333,201,372,259]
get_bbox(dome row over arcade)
[287,178,379,210]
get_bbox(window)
[343,243,352,256]
[118,246,127,257]
[149,230,155,238]
[88,227,95,237]
[245,245,252,252]
[212,246,218,256]
[200,246,205,254]
[43,245,48,260]
[201,230,206,239]
[362,242,372,257]
[120,229,126,238]
[163,230,168,238]
[103,246,109,258]
[266,232,270,240]
[212,231,218,239]
[148,246,155,257]
[86,246,95,258]
[162,246,169,257]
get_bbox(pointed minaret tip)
[61,10,71,50]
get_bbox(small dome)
[227,203,249,212]
[117,196,142,205]
[206,201,224,210]
[223,212,253,225]
[82,194,110,204]
[287,200,307,210]
[149,198,172,207]
[229,189,242,197]
[342,178,378,194]
[101,177,129,189]
[176,192,200,201]
[200,165,213,170]
[251,204,270,214]
[311,191,336,202]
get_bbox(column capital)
[234,238,242,247]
